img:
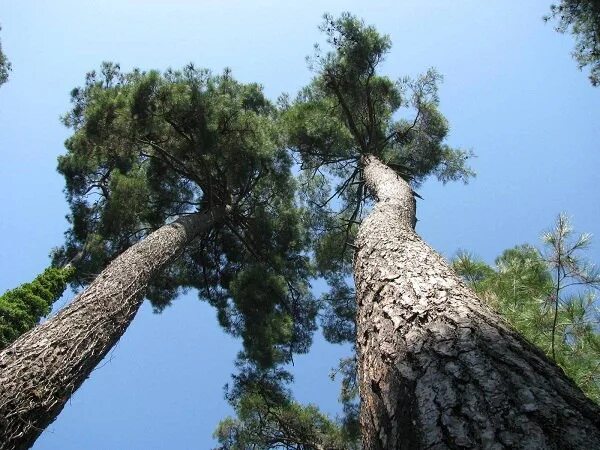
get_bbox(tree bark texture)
[354,154,600,450]
[0,210,219,450]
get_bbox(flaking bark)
[354,154,600,449]
[0,210,221,450]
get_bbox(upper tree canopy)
[286,13,473,184]
[546,0,600,86]
[54,63,317,369]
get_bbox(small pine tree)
[454,215,600,402]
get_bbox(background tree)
[545,0,600,85]
[214,362,357,450]
[0,25,10,86]
[214,358,360,450]
[455,214,600,402]
[0,63,317,449]
[286,13,600,449]
[0,266,74,350]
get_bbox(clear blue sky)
[0,1,598,448]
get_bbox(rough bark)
[0,210,220,450]
[354,154,600,449]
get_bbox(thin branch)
[160,112,195,144]
[314,167,359,208]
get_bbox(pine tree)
[0,64,317,449]
[285,13,600,449]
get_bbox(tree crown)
[55,63,318,369]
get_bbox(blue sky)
[0,1,598,448]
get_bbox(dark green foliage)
[546,0,600,85]
[55,62,317,369]
[0,266,74,350]
[319,275,355,344]
[453,218,600,402]
[0,26,10,86]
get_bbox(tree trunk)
[354,154,600,450]
[0,210,220,450]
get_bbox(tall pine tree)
[0,64,317,449]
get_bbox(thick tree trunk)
[354,154,600,449]
[0,210,220,450]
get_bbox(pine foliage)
[215,393,353,450]
[214,362,359,450]
[546,0,600,85]
[0,26,10,86]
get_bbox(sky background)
[0,1,598,448]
